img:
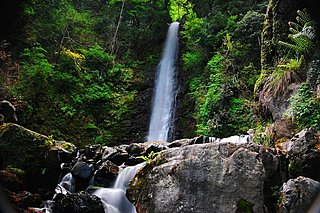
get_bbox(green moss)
[236,199,254,213]
[254,69,268,93]
[60,142,76,152]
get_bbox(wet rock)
[102,147,129,166]
[108,152,130,166]
[144,144,168,155]
[125,156,144,166]
[94,160,119,187]
[0,100,17,123]
[101,147,118,161]
[278,176,320,213]
[71,160,95,191]
[71,161,94,180]
[52,191,104,213]
[287,128,320,181]
[126,143,145,156]
[128,142,284,213]
[84,144,102,160]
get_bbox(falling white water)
[93,163,143,213]
[55,172,75,195]
[147,22,180,142]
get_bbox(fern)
[278,8,317,56]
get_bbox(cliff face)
[256,0,320,137]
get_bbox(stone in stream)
[71,160,95,191]
[51,191,104,213]
[94,160,119,187]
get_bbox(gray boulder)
[128,142,284,213]
[287,128,320,181]
[278,176,320,213]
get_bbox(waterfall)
[147,22,180,142]
[93,163,143,213]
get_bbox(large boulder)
[278,176,320,213]
[0,123,75,193]
[128,142,286,213]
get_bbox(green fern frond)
[297,10,313,26]
[279,8,317,56]
[289,21,302,32]
[278,41,304,53]
[289,27,300,34]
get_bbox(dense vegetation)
[0,0,319,146]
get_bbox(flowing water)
[55,172,75,195]
[93,163,144,213]
[53,163,143,213]
[147,22,180,142]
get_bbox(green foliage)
[229,98,255,133]
[285,83,320,130]
[4,0,270,145]
[17,47,54,100]
[182,51,204,73]
[44,135,55,148]
[169,0,193,21]
[254,134,273,147]
[195,54,230,136]
[278,8,318,58]
[60,142,76,151]
[138,151,162,162]
[180,7,205,49]
[262,56,304,98]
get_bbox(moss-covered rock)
[0,123,74,193]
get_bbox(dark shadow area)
[300,0,320,25]
[0,0,23,45]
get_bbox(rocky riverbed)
[0,123,319,212]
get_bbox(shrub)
[285,83,320,130]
